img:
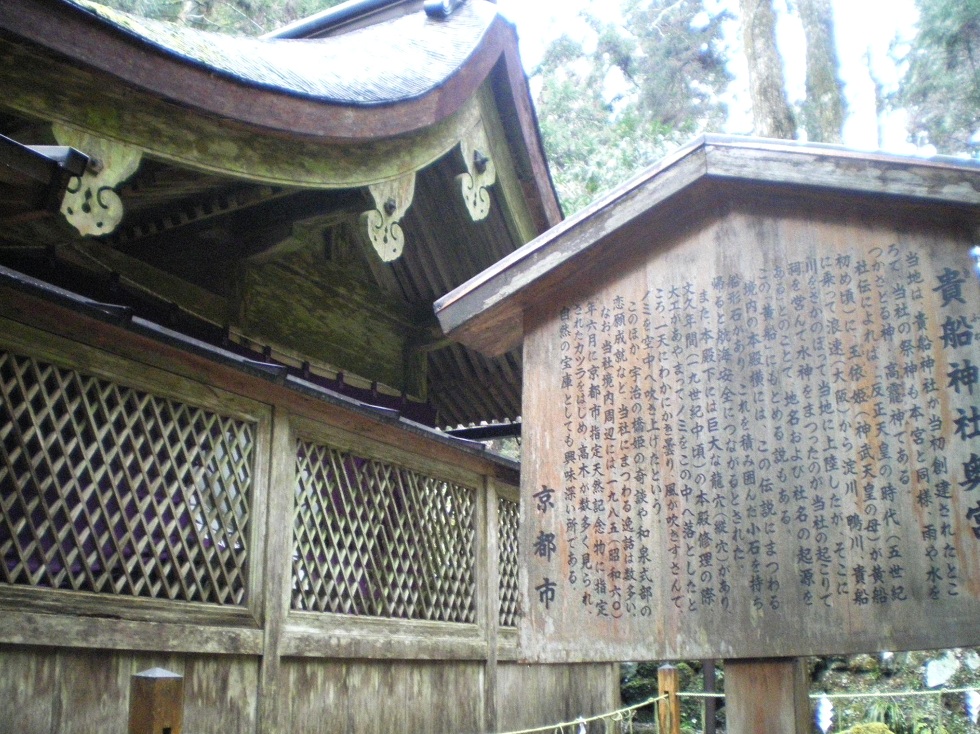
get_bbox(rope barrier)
[810,687,980,699]
[496,685,980,734]
[495,694,666,734]
[675,686,980,701]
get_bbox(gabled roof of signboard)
[434,134,980,358]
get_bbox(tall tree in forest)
[898,0,980,155]
[738,0,796,139]
[797,0,845,143]
[534,0,732,212]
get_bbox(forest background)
[100,0,980,215]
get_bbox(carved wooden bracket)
[53,124,142,237]
[362,172,416,262]
[457,124,496,221]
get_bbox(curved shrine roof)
[65,0,501,106]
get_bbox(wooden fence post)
[657,664,680,734]
[128,667,184,734]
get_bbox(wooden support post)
[724,658,810,734]
[657,664,680,734]
[128,667,184,734]
[482,478,501,734]
[703,659,717,734]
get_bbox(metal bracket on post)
[128,667,184,734]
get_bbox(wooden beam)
[0,40,482,188]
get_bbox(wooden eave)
[434,134,980,357]
[0,0,559,225]
[0,0,563,428]
[1,0,530,143]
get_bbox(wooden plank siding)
[0,286,617,733]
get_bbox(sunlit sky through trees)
[496,0,922,154]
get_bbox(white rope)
[809,687,980,700]
[677,686,980,701]
[495,694,666,734]
[495,685,980,734]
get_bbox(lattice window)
[0,349,253,605]
[498,496,519,627]
[293,440,476,622]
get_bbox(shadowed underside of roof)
[0,0,560,430]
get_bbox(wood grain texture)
[0,647,57,734]
[724,658,810,734]
[256,409,295,732]
[520,192,980,662]
[276,659,484,734]
[0,288,614,733]
[496,662,619,733]
[658,665,681,734]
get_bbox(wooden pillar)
[256,409,295,733]
[481,477,500,733]
[724,658,810,734]
[657,664,680,734]
[703,659,717,734]
[128,667,184,734]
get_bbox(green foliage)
[898,0,980,154]
[910,719,950,734]
[843,724,896,734]
[532,0,731,214]
[95,0,346,35]
[865,700,909,734]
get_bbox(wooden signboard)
[521,203,980,662]
[435,137,980,665]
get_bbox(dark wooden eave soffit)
[434,134,980,357]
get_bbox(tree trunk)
[739,0,796,139]
[798,0,846,143]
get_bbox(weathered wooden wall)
[497,662,620,733]
[0,286,618,733]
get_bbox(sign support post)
[724,658,810,734]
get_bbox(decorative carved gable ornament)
[53,124,142,237]
[361,123,496,262]
[457,123,496,221]
[363,172,416,262]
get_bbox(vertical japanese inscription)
[531,241,980,626]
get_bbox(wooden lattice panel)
[293,440,476,622]
[498,497,520,627]
[0,349,253,604]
